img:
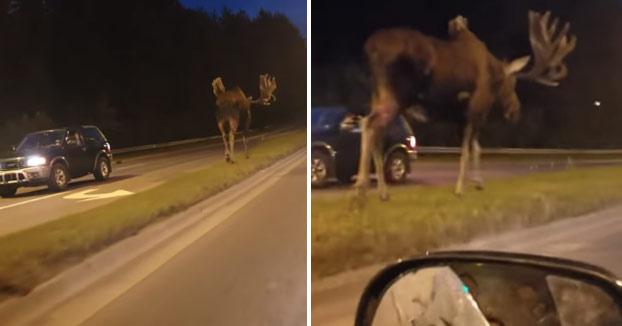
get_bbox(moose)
[212,74,277,163]
[354,11,577,200]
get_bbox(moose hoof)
[474,183,484,191]
[380,192,390,202]
[454,189,465,197]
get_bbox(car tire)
[48,163,70,191]
[94,156,111,181]
[0,187,17,198]
[385,151,408,184]
[311,150,332,188]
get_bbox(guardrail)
[112,126,282,155]
[418,147,622,155]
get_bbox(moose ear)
[505,56,531,75]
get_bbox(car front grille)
[1,160,21,170]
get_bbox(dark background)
[0,0,306,149]
[312,0,622,148]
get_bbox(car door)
[64,129,91,177]
[81,127,105,171]
[332,115,362,177]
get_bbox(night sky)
[180,0,306,36]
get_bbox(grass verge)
[0,130,305,298]
[312,164,622,278]
[417,152,622,162]
[112,127,282,163]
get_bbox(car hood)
[0,147,58,160]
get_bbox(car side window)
[66,130,83,146]
[82,127,104,143]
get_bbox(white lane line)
[0,192,66,211]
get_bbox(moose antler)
[251,74,277,105]
[516,11,577,86]
[212,77,226,97]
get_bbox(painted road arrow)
[64,189,135,202]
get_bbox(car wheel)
[385,151,408,183]
[311,150,332,188]
[94,156,111,181]
[48,163,70,191]
[0,187,17,198]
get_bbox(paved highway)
[1,151,307,326]
[0,131,283,236]
[311,205,622,325]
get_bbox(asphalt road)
[312,157,622,198]
[8,153,307,326]
[0,131,278,236]
[311,205,622,325]
[83,160,306,326]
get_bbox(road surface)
[312,157,622,198]
[6,153,307,326]
[0,131,283,236]
[311,204,622,325]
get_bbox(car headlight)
[26,156,46,167]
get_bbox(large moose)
[354,11,576,200]
[212,74,277,163]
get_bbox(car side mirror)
[355,251,622,326]
[66,137,77,146]
[340,122,356,132]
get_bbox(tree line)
[0,0,306,148]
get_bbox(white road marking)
[0,192,66,211]
[64,189,134,202]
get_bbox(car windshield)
[17,130,65,151]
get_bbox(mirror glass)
[340,113,361,132]
[371,262,622,326]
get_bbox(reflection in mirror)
[340,113,362,132]
[371,262,622,326]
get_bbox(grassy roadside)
[312,164,622,278]
[0,130,305,299]
[112,127,282,163]
[417,152,622,162]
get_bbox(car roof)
[27,128,66,135]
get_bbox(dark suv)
[0,125,113,197]
[311,107,417,187]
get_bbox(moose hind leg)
[243,109,251,159]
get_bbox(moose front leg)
[218,121,230,163]
[228,119,238,163]
[354,116,372,200]
[471,136,484,190]
[372,134,389,201]
[455,123,473,196]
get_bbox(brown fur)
[354,12,575,200]
[212,75,276,163]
